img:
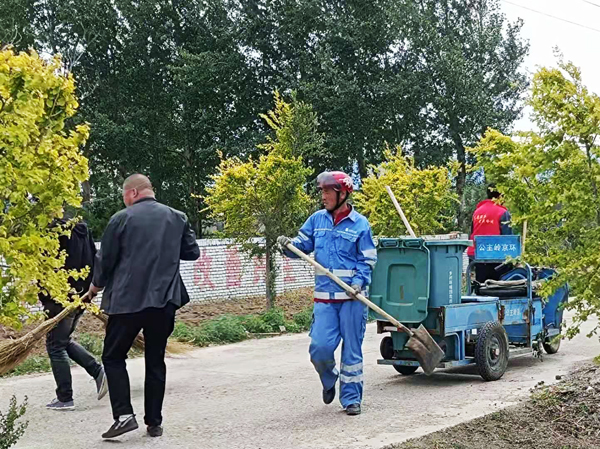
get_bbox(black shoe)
[346,403,361,416]
[101,415,139,439]
[147,426,163,437]
[322,386,336,405]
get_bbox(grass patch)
[77,332,104,358]
[2,356,52,378]
[172,305,314,347]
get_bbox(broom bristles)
[0,304,191,376]
[0,305,78,376]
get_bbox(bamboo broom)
[0,304,187,375]
[0,304,79,376]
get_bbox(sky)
[499,0,600,131]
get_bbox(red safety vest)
[467,199,509,257]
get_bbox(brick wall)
[182,234,469,302]
[180,239,315,302]
[29,234,470,309]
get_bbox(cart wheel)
[380,336,395,360]
[393,365,419,376]
[543,337,561,354]
[475,321,509,381]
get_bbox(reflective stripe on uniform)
[334,291,367,300]
[332,269,355,278]
[340,373,364,384]
[298,232,310,241]
[314,291,330,300]
[341,362,363,373]
[362,248,377,258]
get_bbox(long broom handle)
[284,243,413,335]
[32,294,89,339]
[522,220,528,254]
[385,186,417,238]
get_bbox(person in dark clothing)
[467,184,513,283]
[41,218,108,410]
[88,174,200,440]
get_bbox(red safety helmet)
[316,171,354,194]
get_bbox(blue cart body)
[373,235,568,379]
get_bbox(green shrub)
[260,308,287,332]
[0,396,28,449]
[239,315,272,334]
[172,322,210,346]
[77,333,104,358]
[202,316,247,344]
[292,306,313,331]
[171,305,314,347]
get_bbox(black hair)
[487,184,501,200]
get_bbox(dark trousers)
[102,303,176,427]
[45,305,102,403]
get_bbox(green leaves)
[470,58,600,338]
[354,145,458,236]
[205,93,315,306]
[0,49,89,327]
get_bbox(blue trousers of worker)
[309,300,368,408]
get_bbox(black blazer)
[93,198,200,315]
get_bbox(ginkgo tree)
[0,48,90,327]
[205,92,316,308]
[470,57,600,338]
[354,145,458,237]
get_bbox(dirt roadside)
[390,362,600,449]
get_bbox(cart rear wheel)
[475,321,509,381]
[393,365,419,376]
[543,337,561,354]
[380,336,395,360]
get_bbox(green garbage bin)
[426,240,471,308]
[369,238,471,324]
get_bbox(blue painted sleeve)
[283,215,315,258]
[351,224,377,289]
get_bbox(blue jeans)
[309,300,368,408]
[45,304,102,402]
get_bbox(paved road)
[1,311,598,449]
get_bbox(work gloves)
[277,236,292,251]
[350,284,362,299]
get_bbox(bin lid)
[423,239,472,247]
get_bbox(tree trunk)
[265,243,276,309]
[450,117,467,231]
[81,180,91,205]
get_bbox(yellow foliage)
[354,145,458,236]
[470,58,600,338]
[0,49,90,327]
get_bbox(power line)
[502,0,600,34]
[579,0,600,8]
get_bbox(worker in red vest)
[467,184,513,283]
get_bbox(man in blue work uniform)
[278,171,377,416]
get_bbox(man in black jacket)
[88,174,200,439]
[41,217,108,410]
